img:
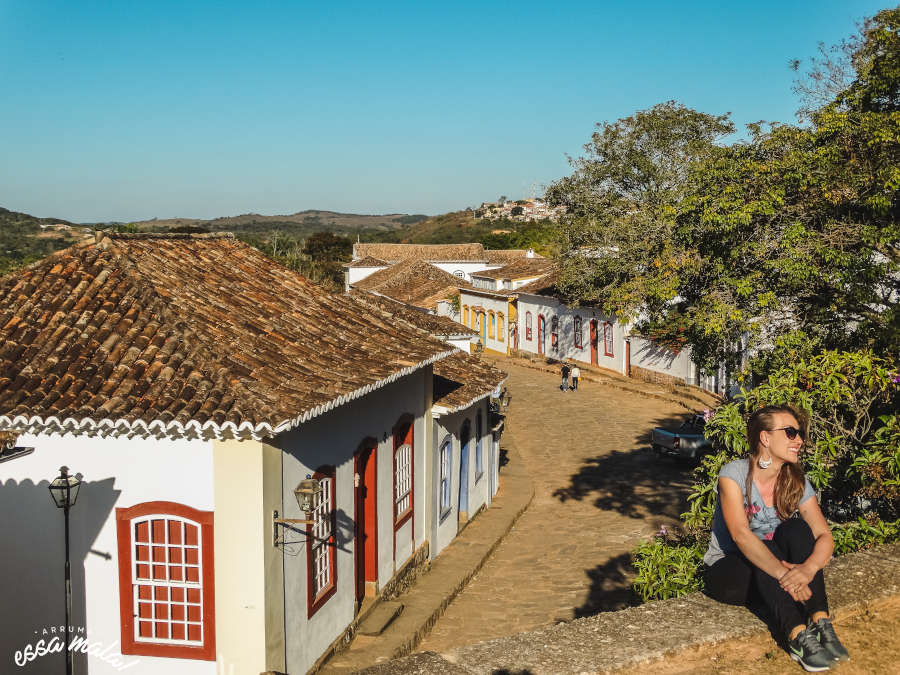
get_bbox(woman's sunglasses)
[769,426,805,440]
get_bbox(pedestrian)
[560,362,570,391]
[571,365,581,391]
[702,404,849,671]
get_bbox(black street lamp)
[49,466,81,675]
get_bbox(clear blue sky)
[0,1,890,222]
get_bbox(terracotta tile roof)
[348,291,477,338]
[347,292,504,415]
[351,259,472,310]
[514,266,562,296]
[353,243,488,262]
[460,286,518,299]
[483,249,544,264]
[432,351,507,415]
[343,255,389,268]
[470,259,555,281]
[0,233,453,440]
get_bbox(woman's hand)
[778,561,815,601]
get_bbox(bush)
[632,531,706,602]
[633,349,900,601]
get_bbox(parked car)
[651,413,712,460]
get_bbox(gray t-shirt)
[703,458,816,566]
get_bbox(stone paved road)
[418,359,697,652]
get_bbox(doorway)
[589,319,598,365]
[459,420,471,524]
[354,443,377,606]
[537,315,546,355]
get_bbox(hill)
[0,208,93,274]
[365,210,560,255]
[127,210,429,239]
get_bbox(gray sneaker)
[787,626,833,671]
[812,617,850,662]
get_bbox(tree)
[551,11,900,373]
[301,231,352,262]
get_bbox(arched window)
[116,501,216,660]
[574,316,583,349]
[308,466,337,615]
[489,311,496,339]
[475,410,483,480]
[497,313,504,342]
[525,312,533,340]
[439,436,452,516]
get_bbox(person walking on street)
[571,365,581,391]
[560,363,570,392]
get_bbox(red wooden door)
[590,320,598,365]
[354,444,378,605]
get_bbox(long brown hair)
[745,404,808,520]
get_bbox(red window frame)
[393,419,414,530]
[307,465,337,617]
[116,501,216,661]
[525,312,533,341]
[604,321,615,357]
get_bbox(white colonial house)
[0,232,505,675]
[349,292,507,558]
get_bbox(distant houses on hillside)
[475,198,565,223]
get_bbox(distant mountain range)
[128,210,429,235]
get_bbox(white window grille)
[604,321,615,356]
[395,443,412,518]
[440,438,452,514]
[131,516,203,645]
[311,476,334,596]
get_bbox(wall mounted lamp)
[273,477,322,546]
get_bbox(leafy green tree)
[301,231,352,262]
[551,10,900,373]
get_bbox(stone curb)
[319,433,536,673]
[364,542,900,674]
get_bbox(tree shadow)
[571,551,640,618]
[493,669,535,675]
[552,412,698,520]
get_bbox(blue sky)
[0,1,890,222]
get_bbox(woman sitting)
[703,404,849,672]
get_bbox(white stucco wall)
[274,369,431,675]
[430,398,492,558]
[0,434,216,675]
[346,265,389,288]
[516,295,625,374]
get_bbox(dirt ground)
[613,597,900,675]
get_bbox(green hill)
[0,208,92,274]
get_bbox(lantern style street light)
[273,476,322,545]
[49,466,81,675]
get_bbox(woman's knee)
[774,518,814,560]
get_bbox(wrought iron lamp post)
[49,466,81,675]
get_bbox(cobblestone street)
[418,358,697,652]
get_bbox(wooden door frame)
[354,441,378,605]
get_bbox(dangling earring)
[758,454,772,469]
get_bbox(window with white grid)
[131,516,203,645]
[395,443,412,519]
[604,321,615,356]
[440,437,452,516]
[311,475,334,597]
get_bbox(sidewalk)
[318,434,535,672]
[359,542,900,674]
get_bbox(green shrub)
[632,533,705,602]
[633,349,899,602]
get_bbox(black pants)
[703,518,829,637]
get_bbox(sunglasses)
[769,426,805,441]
